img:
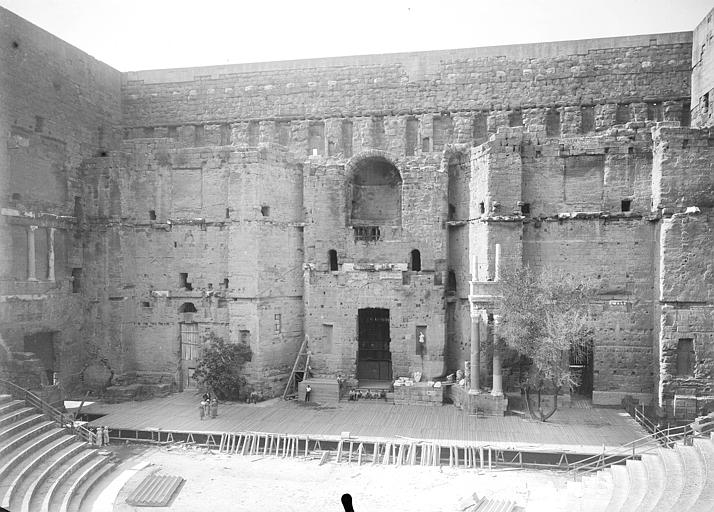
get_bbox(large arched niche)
[346,152,402,228]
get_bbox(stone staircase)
[0,393,116,512]
[564,433,714,512]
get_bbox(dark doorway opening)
[570,343,594,397]
[24,331,56,384]
[357,308,392,381]
[328,249,338,271]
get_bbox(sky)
[0,0,712,71]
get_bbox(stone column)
[470,310,482,391]
[494,243,502,281]
[48,227,55,281]
[491,314,504,397]
[27,226,37,280]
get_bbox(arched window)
[349,156,402,227]
[179,302,197,313]
[328,249,338,271]
[410,249,421,272]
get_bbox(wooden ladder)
[282,336,310,400]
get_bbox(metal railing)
[569,422,705,476]
[0,378,93,443]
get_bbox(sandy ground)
[110,444,571,512]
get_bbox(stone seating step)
[620,459,647,511]
[0,406,34,428]
[636,453,665,512]
[17,441,88,512]
[579,473,612,512]
[0,420,55,459]
[0,413,44,441]
[674,444,706,510]
[604,464,629,512]
[0,394,12,404]
[60,458,115,512]
[0,435,77,510]
[0,399,24,416]
[689,435,714,510]
[652,447,685,511]
[40,448,105,512]
[0,426,65,483]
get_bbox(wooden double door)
[356,308,392,381]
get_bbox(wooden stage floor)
[84,392,648,452]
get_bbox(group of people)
[199,391,218,420]
[348,388,386,401]
[90,425,110,446]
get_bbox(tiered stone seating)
[0,394,115,512]
[691,437,714,509]
[636,453,665,511]
[619,459,647,510]
[673,443,706,509]
[652,446,686,510]
[603,463,629,511]
[568,433,714,512]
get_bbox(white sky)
[0,0,712,71]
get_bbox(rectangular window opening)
[261,205,270,217]
[274,313,282,334]
[323,324,334,353]
[621,199,632,212]
[141,301,151,308]
[472,113,488,145]
[71,268,82,293]
[341,119,353,158]
[421,137,431,153]
[353,226,381,242]
[179,272,193,290]
[74,196,82,218]
[616,103,630,124]
[247,121,260,146]
[277,121,291,147]
[508,109,523,127]
[193,125,204,146]
[580,105,595,134]
[149,210,156,220]
[521,203,531,215]
[220,124,232,146]
[681,101,691,127]
[676,338,695,376]
[405,117,419,156]
[545,109,560,137]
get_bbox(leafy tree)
[497,266,595,421]
[192,332,252,400]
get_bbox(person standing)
[305,384,312,402]
[199,400,206,421]
[210,398,218,418]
